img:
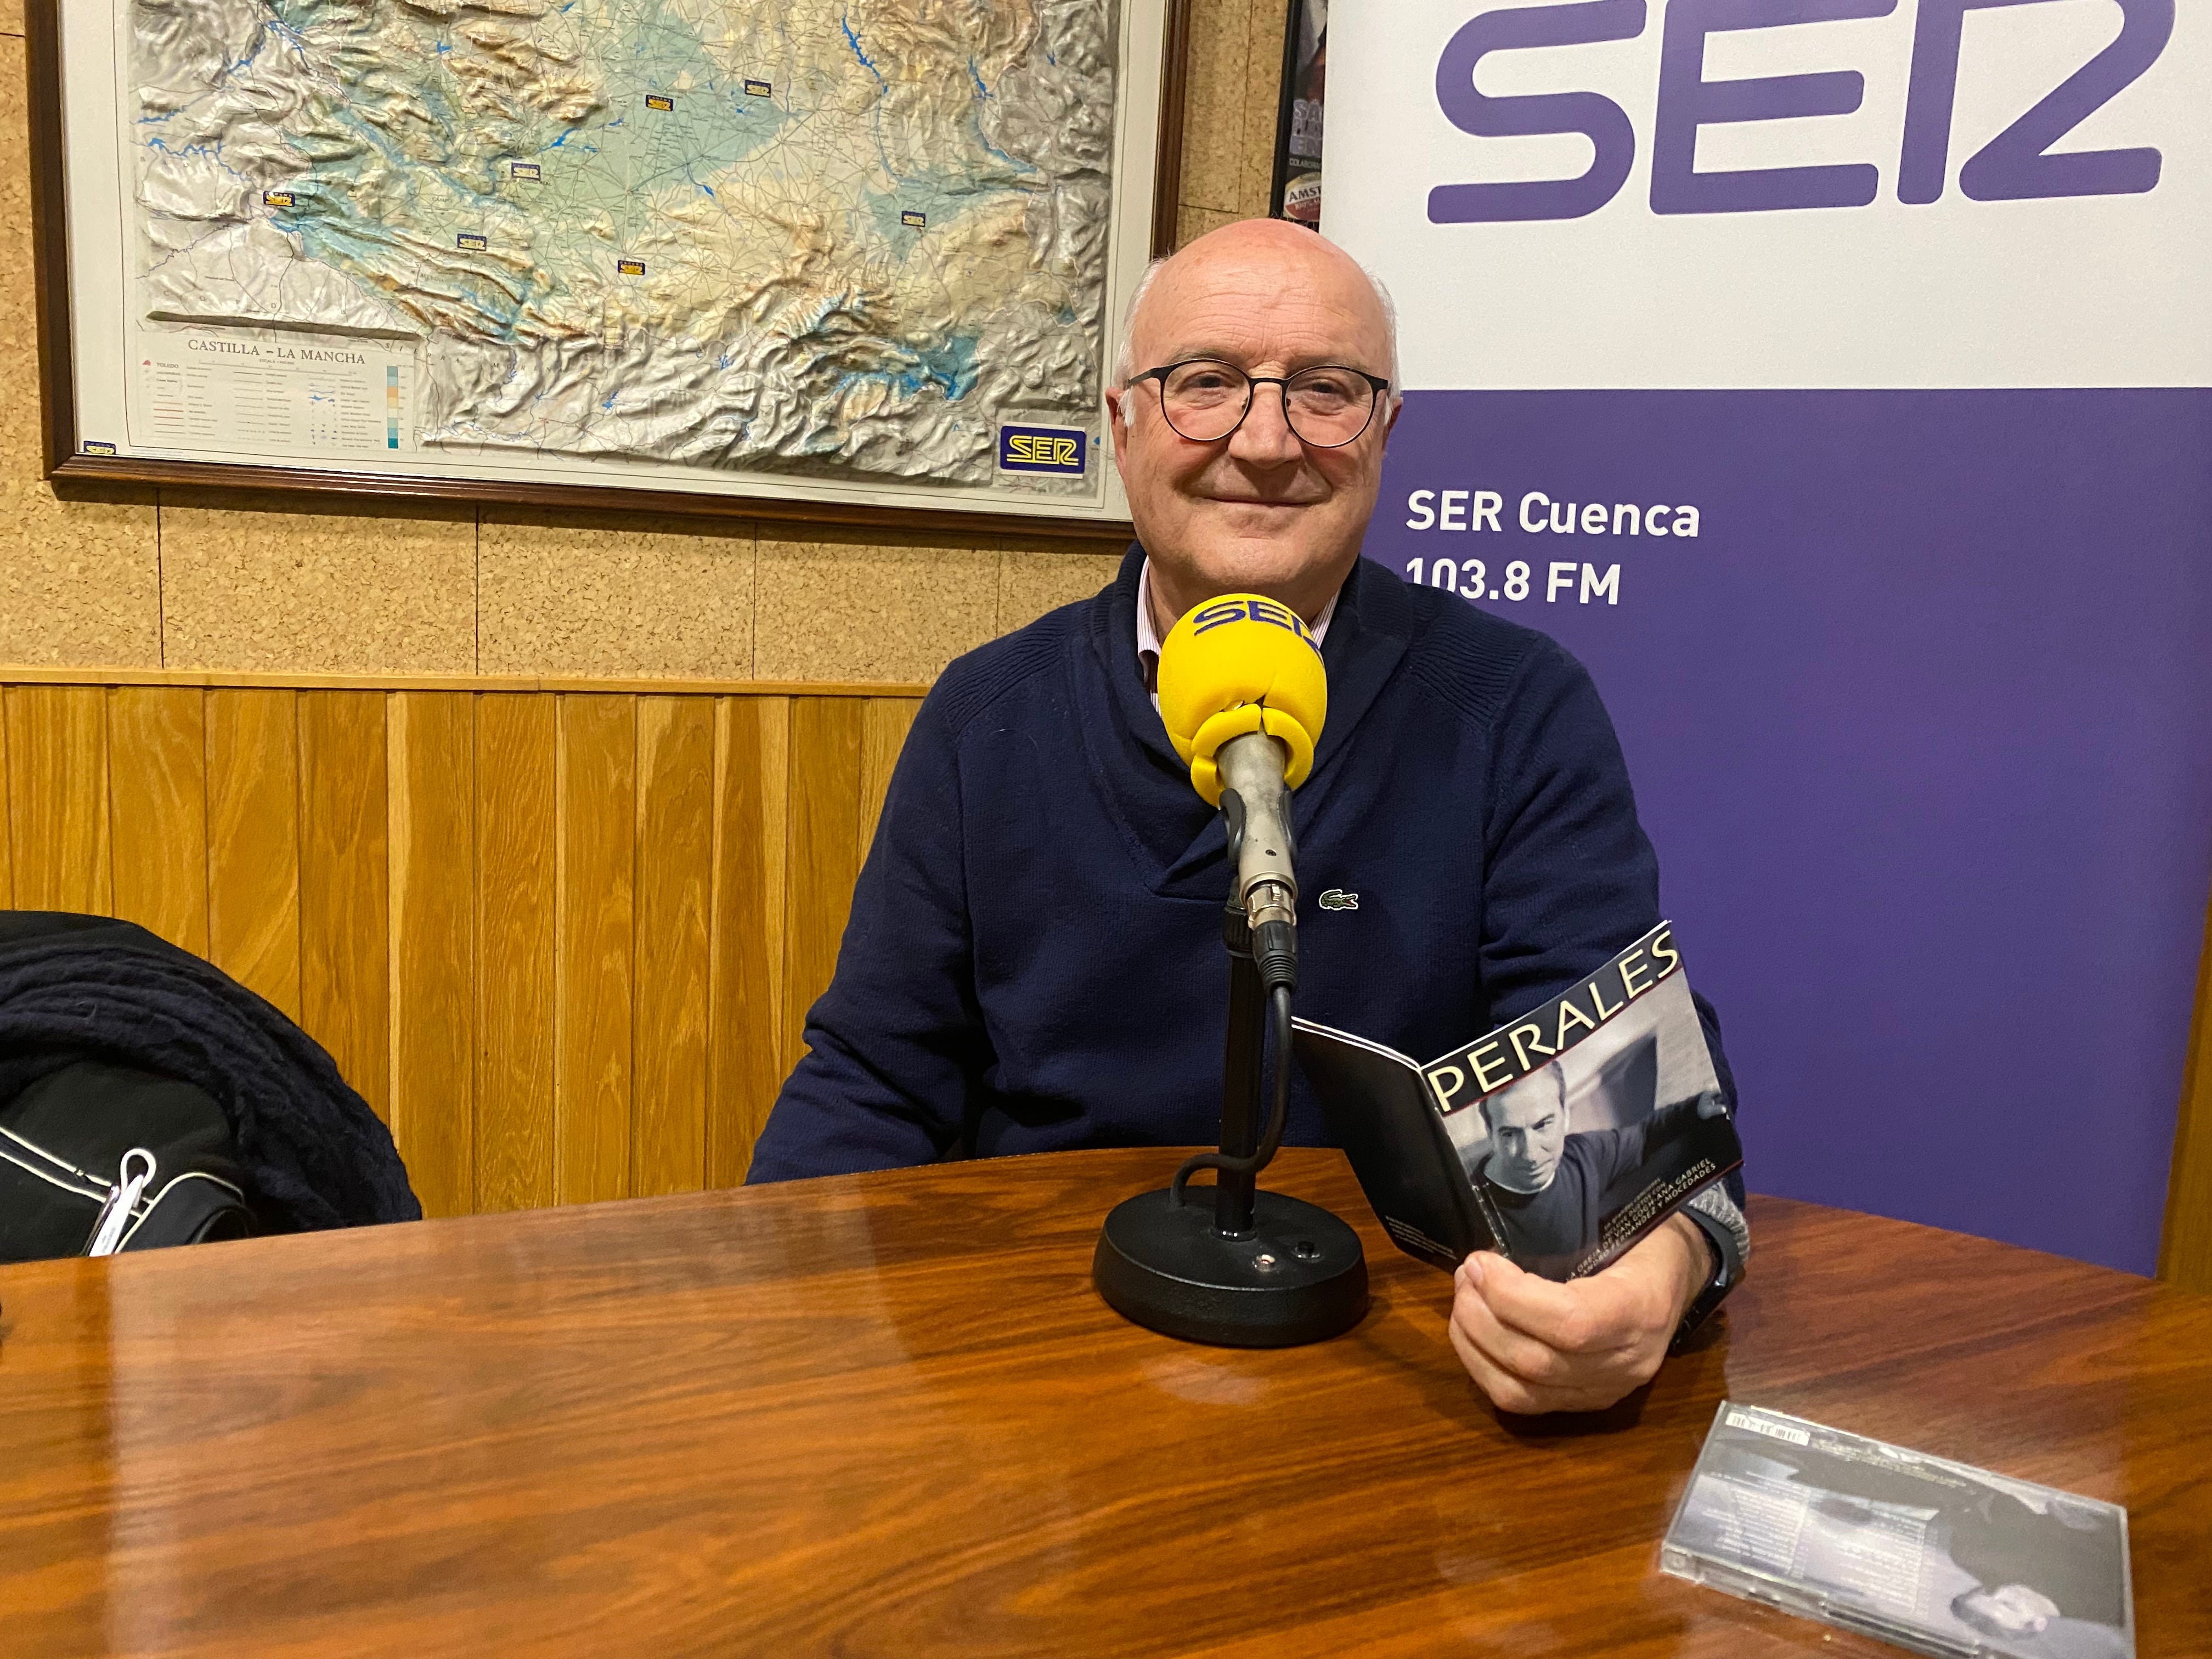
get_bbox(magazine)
[1291,922,1742,1281]
[1662,1403,2134,1659]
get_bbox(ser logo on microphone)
[1189,597,1321,657]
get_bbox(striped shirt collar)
[1136,557,1340,699]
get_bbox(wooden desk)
[1,1149,2206,1657]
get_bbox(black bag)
[0,1059,256,1261]
[0,910,419,1242]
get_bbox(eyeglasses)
[1127,358,1392,448]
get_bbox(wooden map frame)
[26,0,1189,539]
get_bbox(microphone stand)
[1213,902,1269,1237]
[1091,819,1369,1348]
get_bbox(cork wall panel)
[161,498,477,675]
[754,531,1001,682]
[0,38,161,669]
[1240,0,1293,216]
[999,549,1122,631]
[0,476,161,668]
[1177,0,1255,216]
[479,511,755,679]
[1174,205,1239,251]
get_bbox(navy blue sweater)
[747,548,1736,1182]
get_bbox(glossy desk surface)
[2,1149,2207,1658]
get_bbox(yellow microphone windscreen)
[1156,595,1328,805]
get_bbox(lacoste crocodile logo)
[1317,889,1359,911]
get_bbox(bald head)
[1113,221,1400,391]
[1102,218,1402,633]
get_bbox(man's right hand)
[1447,1214,1708,1414]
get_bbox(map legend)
[134,332,416,462]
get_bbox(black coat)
[0,911,419,1231]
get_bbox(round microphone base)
[1093,1187,1369,1348]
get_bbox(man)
[748,219,1747,1414]
[1470,1058,1731,1279]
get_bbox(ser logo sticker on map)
[998,424,1087,477]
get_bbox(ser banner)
[1324,0,2212,1273]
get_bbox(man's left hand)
[1448,1213,1711,1415]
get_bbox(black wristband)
[1669,1204,1742,1355]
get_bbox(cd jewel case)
[1661,1403,2133,1659]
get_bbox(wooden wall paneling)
[298,693,391,1124]
[554,695,635,1207]
[0,676,916,1211]
[3,686,112,916]
[106,687,208,955]
[707,696,788,1187]
[634,697,715,1197]
[387,692,477,1220]
[0,696,10,905]
[2159,893,2212,1291]
[857,698,922,863]
[782,697,866,1070]
[205,690,301,1019]
[475,695,558,1212]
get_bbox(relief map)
[129,0,1116,487]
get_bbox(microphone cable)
[1170,983,1295,1206]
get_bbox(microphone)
[1090,590,1367,1350]
[1156,595,1327,992]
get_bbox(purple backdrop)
[1365,388,2212,1274]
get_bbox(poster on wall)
[29,0,1184,532]
[1270,0,1328,225]
[1322,0,2212,1274]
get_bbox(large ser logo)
[998,425,1088,476]
[1430,0,2173,224]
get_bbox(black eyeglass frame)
[1126,358,1394,448]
